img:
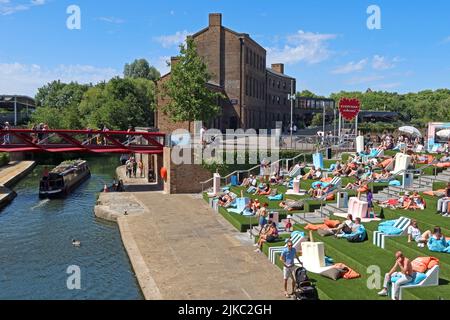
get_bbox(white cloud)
[442,36,450,43]
[0,62,119,96]
[332,59,368,74]
[372,55,399,70]
[154,56,170,75]
[97,16,125,24]
[154,30,192,48]
[267,30,337,65]
[0,0,46,16]
[346,75,385,85]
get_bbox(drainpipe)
[239,37,244,129]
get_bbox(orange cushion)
[428,257,440,269]
[305,224,328,231]
[334,263,361,279]
[357,186,369,193]
[321,177,333,183]
[436,162,450,168]
[324,219,341,228]
[412,257,433,273]
[380,159,393,168]
[326,193,335,201]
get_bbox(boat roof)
[50,160,88,175]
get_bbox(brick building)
[156,13,296,133]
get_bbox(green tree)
[162,37,223,124]
[311,113,323,127]
[32,81,90,128]
[79,77,156,130]
[124,58,161,81]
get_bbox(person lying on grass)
[254,222,279,253]
[335,217,365,240]
[371,169,392,181]
[332,161,344,176]
[241,174,257,187]
[378,251,415,300]
[302,166,318,180]
[402,192,425,210]
[279,200,304,212]
[407,220,430,248]
[426,226,449,253]
[254,183,271,196]
[330,214,354,236]
[218,193,233,207]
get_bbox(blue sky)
[1,0,449,96]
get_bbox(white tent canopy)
[398,126,422,137]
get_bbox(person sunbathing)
[254,222,279,253]
[269,172,283,185]
[250,199,261,212]
[241,174,256,187]
[302,166,317,180]
[407,220,429,248]
[336,217,363,238]
[410,192,426,210]
[440,152,450,162]
[372,169,391,181]
[332,162,343,176]
[345,177,363,190]
[331,214,354,236]
[279,200,304,212]
[308,185,324,198]
[254,183,271,195]
[218,193,233,207]
[425,226,449,252]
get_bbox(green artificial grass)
[203,160,450,300]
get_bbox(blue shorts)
[259,217,267,226]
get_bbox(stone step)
[325,203,347,214]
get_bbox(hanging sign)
[339,98,361,121]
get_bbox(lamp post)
[322,101,326,144]
[288,80,296,149]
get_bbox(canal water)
[0,157,143,300]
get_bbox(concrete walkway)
[0,161,36,210]
[0,161,36,188]
[119,191,284,300]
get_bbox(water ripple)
[0,157,143,300]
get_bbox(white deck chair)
[394,265,440,300]
[268,231,307,264]
[373,216,411,249]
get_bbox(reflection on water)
[0,157,143,300]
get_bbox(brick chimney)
[271,63,284,74]
[170,56,180,71]
[209,13,222,27]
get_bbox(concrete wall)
[163,147,212,194]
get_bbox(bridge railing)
[0,129,166,154]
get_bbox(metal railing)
[200,148,332,193]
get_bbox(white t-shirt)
[407,226,421,240]
[345,220,354,228]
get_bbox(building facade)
[0,95,36,126]
[156,13,296,133]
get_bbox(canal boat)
[39,160,90,198]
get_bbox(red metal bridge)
[0,129,165,154]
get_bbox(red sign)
[339,98,361,121]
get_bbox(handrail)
[200,146,331,192]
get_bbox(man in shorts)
[280,239,298,298]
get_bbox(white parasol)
[398,126,422,137]
[436,129,450,139]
